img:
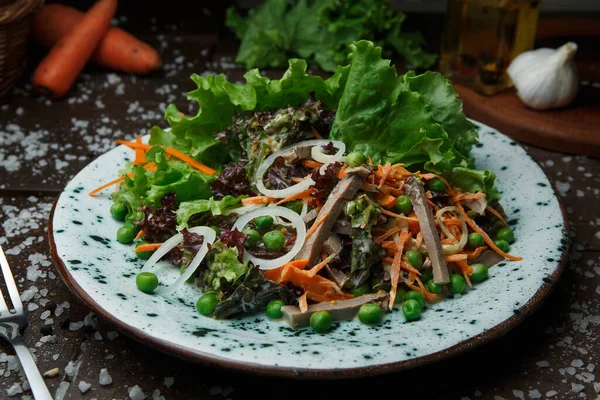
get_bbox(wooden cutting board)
[454,17,600,158]
[455,83,600,157]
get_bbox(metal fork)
[0,245,53,400]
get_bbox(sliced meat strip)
[282,292,389,328]
[405,176,450,284]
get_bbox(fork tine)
[0,246,23,314]
[0,286,9,315]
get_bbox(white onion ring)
[233,206,306,270]
[310,140,346,164]
[435,206,468,255]
[300,199,308,217]
[255,139,346,199]
[141,226,216,296]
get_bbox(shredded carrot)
[88,162,157,196]
[298,292,308,313]
[419,173,456,197]
[378,162,393,188]
[133,135,146,165]
[115,140,216,175]
[241,196,275,206]
[276,188,314,206]
[381,208,419,222]
[389,231,412,308]
[415,232,423,249]
[311,126,323,140]
[88,175,126,196]
[301,159,323,169]
[337,167,346,179]
[465,246,487,260]
[134,243,162,252]
[265,259,308,281]
[306,254,336,278]
[445,254,468,262]
[453,192,486,202]
[381,241,397,251]
[134,229,145,241]
[375,193,397,208]
[485,205,508,226]
[306,214,326,238]
[443,218,463,226]
[374,226,404,244]
[455,259,474,276]
[440,237,458,244]
[382,258,421,276]
[454,201,522,261]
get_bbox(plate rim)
[47,124,570,379]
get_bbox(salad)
[90,41,522,333]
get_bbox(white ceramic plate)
[49,121,567,378]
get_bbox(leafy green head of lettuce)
[203,240,249,294]
[111,146,214,215]
[329,40,498,199]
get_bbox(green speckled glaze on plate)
[49,121,568,378]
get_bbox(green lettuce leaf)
[176,195,244,229]
[150,58,348,158]
[204,241,249,293]
[111,147,215,215]
[226,0,436,72]
[330,41,498,199]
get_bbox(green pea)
[449,274,467,295]
[266,300,285,319]
[254,215,273,230]
[496,227,515,243]
[425,279,443,294]
[394,195,412,215]
[468,232,485,249]
[358,303,382,325]
[345,151,367,167]
[110,203,127,221]
[394,287,407,304]
[243,229,260,248]
[179,265,196,284]
[402,299,422,321]
[428,178,446,193]
[406,249,423,270]
[135,241,153,260]
[494,239,510,253]
[196,292,218,316]
[135,272,158,293]
[466,210,480,219]
[404,290,425,308]
[420,272,433,285]
[310,311,332,333]
[263,230,285,252]
[470,263,489,283]
[210,225,221,237]
[285,200,304,214]
[116,221,138,244]
[351,284,370,297]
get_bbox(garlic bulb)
[507,42,579,110]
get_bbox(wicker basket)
[0,0,44,98]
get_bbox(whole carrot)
[32,0,119,99]
[32,4,161,75]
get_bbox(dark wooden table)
[1,8,600,400]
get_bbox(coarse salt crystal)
[107,331,119,340]
[593,382,600,393]
[94,332,103,341]
[78,380,92,393]
[571,383,585,393]
[512,390,524,399]
[6,382,22,396]
[40,310,51,320]
[208,386,222,395]
[65,361,77,378]
[536,361,550,368]
[528,389,541,399]
[572,359,584,368]
[69,321,84,331]
[545,390,558,397]
[163,377,174,388]
[128,385,146,400]
[152,388,166,400]
[99,368,112,385]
